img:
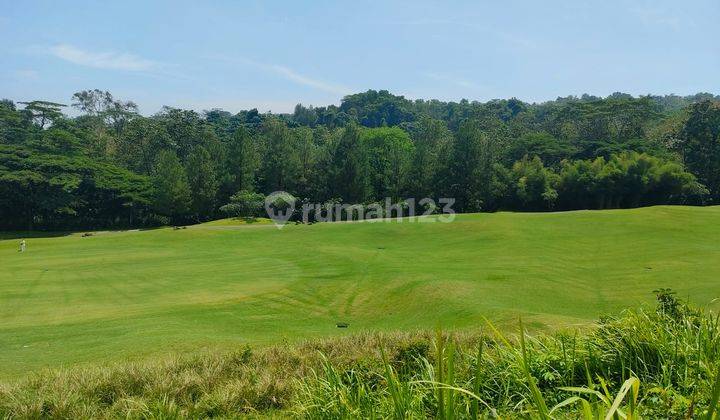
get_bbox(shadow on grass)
[0,231,73,240]
[0,226,164,240]
[1,217,271,239]
[138,226,166,232]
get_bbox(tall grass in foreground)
[1,291,719,418]
[295,292,720,419]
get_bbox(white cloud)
[267,63,351,95]
[48,44,158,71]
[209,55,351,96]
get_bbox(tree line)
[0,89,718,229]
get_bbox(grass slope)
[1,206,719,378]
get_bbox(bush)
[219,190,265,219]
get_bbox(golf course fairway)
[1,205,719,378]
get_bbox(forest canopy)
[1,90,718,230]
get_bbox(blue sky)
[1,0,718,115]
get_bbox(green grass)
[1,206,719,379]
[2,298,718,418]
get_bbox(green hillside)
[1,206,719,378]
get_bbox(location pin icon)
[265,191,296,229]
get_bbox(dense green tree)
[314,105,352,128]
[407,117,452,199]
[448,119,507,211]
[292,104,319,127]
[555,158,605,209]
[0,144,152,230]
[544,97,661,154]
[328,124,370,203]
[646,109,687,153]
[156,108,205,160]
[152,150,191,220]
[18,100,66,129]
[293,126,320,198]
[680,101,720,201]
[43,128,84,154]
[259,118,298,193]
[507,132,573,166]
[115,118,171,175]
[340,90,416,127]
[219,190,265,219]
[0,100,33,144]
[72,89,138,136]
[185,146,219,220]
[556,153,705,209]
[72,89,115,116]
[223,126,259,196]
[1,89,718,229]
[507,156,558,210]
[362,126,414,200]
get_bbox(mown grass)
[1,293,718,418]
[1,206,720,378]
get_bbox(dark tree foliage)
[0,144,152,230]
[219,190,264,219]
[0,90,717,230]
[328,124,370,203]
[406,117,452,199]
[152,150,191,222]
[17,101,66,129]
[259,118,298,193]
[185,146,219,221]
[222,126,259,197]
[680,101,720,201]
[448,119,508,212]
[340,90,416,127]
[362,126,413,201]
[0,100,34,144]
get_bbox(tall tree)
[152,150,191,220]
[340,90,416,127]
[506,132,574,167]
[156,107,205,160]
[0,100,32,144]
[115,118,171,175]
[408,117,452,198]
[293,126,320,198]
[680,100,720,201]
[72,89,138,136]
[328,124,370,203]
[448,119,507,211]
[362,126,414,200]
[224,126,259,195]
[293,104,319,127]
[18,101,66,129]
[508,156,558,210]
[259,118,298,193]
[185,146,219,220]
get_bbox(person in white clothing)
[19,239,26,253]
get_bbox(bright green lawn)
[1,206,719,378]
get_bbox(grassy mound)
[1,293,718,418]
[196,217,275,227]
